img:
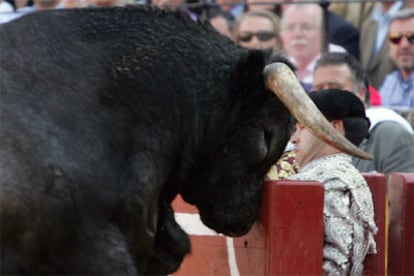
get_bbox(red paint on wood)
[387,173,414,276]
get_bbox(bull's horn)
[264,62,373,160]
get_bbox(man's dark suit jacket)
[323,10,360,60]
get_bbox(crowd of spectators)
[200,0,414,114]
[216,0,414,122]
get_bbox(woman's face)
[237,16,280,51]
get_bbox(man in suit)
[324,7,360,60]
[328,1,376,29]
[379,8,414,109]
[360,1,406,89]
[280,3,347,90]
[279,0,360,60]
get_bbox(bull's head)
[264,63,372,160]
[180,54,372,237]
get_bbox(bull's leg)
[145,203,191,275]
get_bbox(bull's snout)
[199,208,256,237]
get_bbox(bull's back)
[0,6,239,129]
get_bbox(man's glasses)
[238,31,275,42]
[388,32,414,45]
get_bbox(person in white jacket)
[289,89,377,275]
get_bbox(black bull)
[0,6,370,275]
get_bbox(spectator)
[0,0,13,12]
[328,1,376,29]
[213,0,243,20]
[4,0,33,10]
[235,10,282,53]
[60,0,90,8]
[359,1,406,89]
[153,0,198,20]
[279,0,359,59]
[368,85,382,106]
[183,0,202,17]
[379,8,414,109]
[1,0,62,23]
[285,0,360,60]
[16,0,60,12]
[313,52,414,175]
[0,0,16,23]
[319,2,360,60]
[280,3,345,91]
[208,9,235,40]
[0,0,32,23]
[153,0,181,9]
[244,0,281,15]
[0,12,16,24]
[288,89,377,275]
[89,0,115,7]
[0,0,37,24]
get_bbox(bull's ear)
[237,49,266,78]
[232,50,266,94]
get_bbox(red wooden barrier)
[387,173,414,276]
[261,180,324,275]
[362,173,387,276]
[172,174,386,275]
[172,180,324,275]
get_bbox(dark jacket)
[323,10,360,60]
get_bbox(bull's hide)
[0,6,292,275]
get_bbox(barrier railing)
[361,173,387,276]
[388,173,414,276]
[172,173,412,275]
[172,180,324,275]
